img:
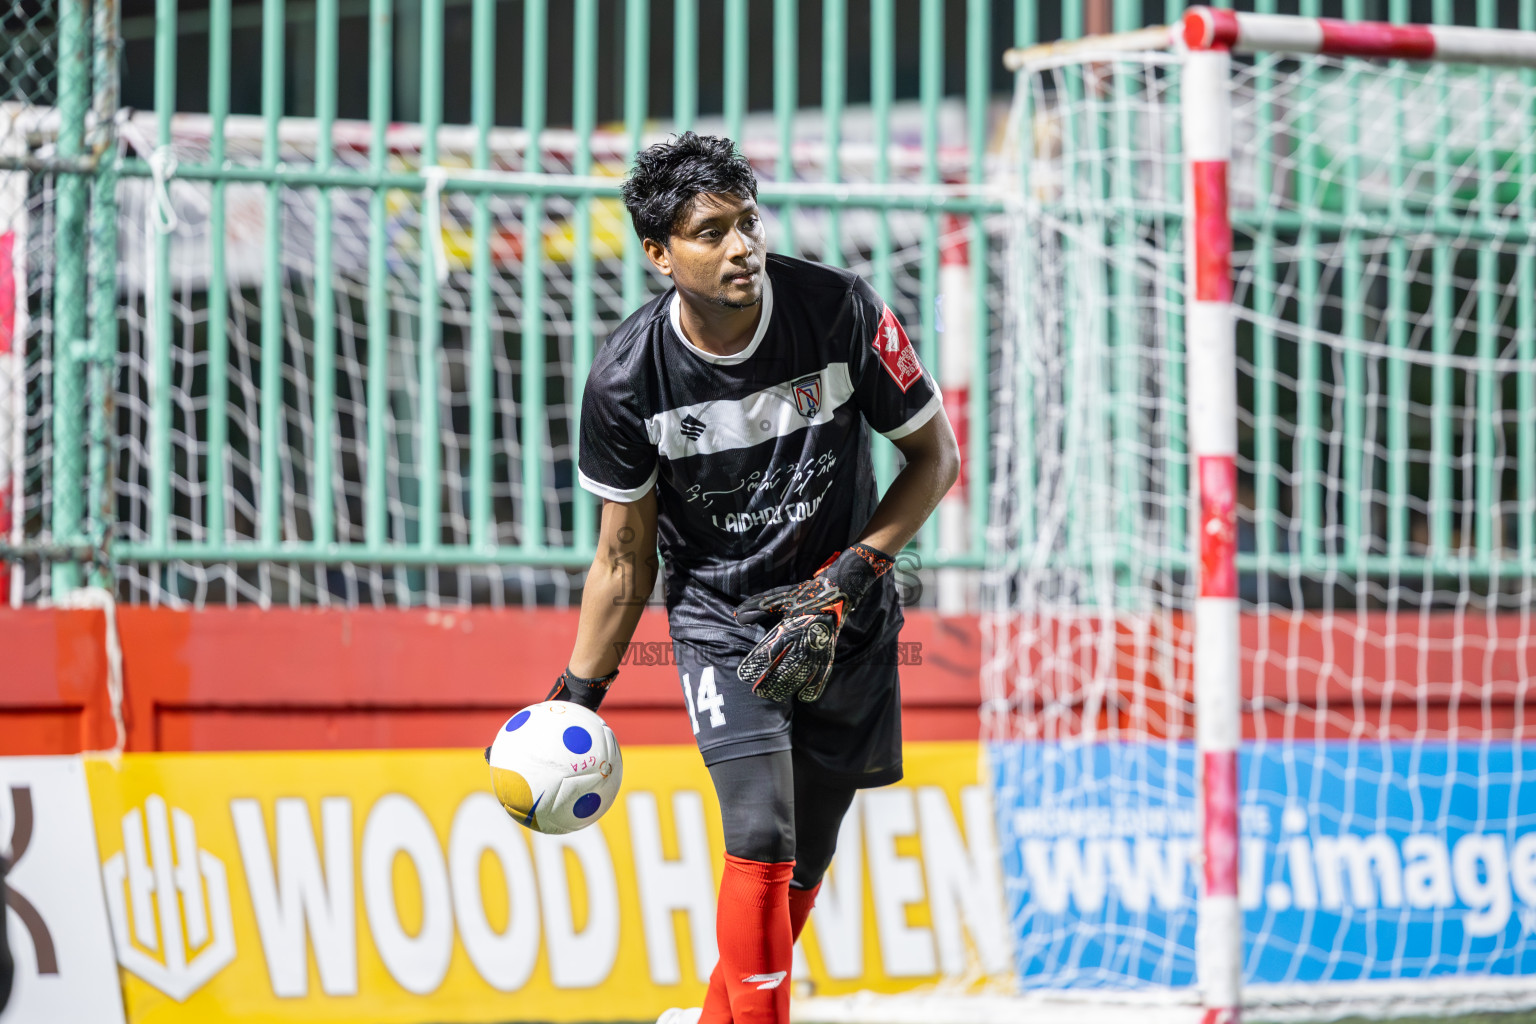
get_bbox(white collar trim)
[668,276,774,366]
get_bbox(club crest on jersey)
[791,373,822,418]
[872,305,922,392]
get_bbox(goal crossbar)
[1183,6,1536,66]
[1003,7,1536,69]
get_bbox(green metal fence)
[4,0,1535,606]
[10,0,1025,605]
[2,0,120,597]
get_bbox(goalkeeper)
[553,132,959,1024]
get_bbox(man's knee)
[790,819,845,888]
[709,751,796,865]
[724,804,794,864]
[791,769,859,889]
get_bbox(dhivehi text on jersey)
[715,484,831,532]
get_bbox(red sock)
[701,878,821,1023]
[788,881,821,940]
[698,855,794,1024]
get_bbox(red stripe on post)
[1183,7,1239,51]
[1201,1007,1241,1024]
[939,212,968,267]
[1203,749,1240,897]
[0,230,14,356]
[1317,18,1436,60]
[1199,455,1237,599]
[1190,162,1231,303]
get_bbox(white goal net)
[985,30,1536,1020]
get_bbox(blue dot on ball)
[563,725,593,754]
[505,710,531,732]
[573,792,602,819]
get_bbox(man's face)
[649,192,767,309]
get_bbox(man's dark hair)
[622,132,758,246]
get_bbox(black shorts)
[671,636,904,789]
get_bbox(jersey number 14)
[683,666,727,733]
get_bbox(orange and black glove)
[733,543,895,704]
[546,666,618,712]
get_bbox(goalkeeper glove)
[546,666,619,712]
[734,542,896,704]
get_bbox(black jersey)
[577,254,942,659]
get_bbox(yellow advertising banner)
[83,741,1009,1024]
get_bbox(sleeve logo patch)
[872,305,923,392]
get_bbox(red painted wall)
[2,607,1529,756]
[993,610,1535,740]
[0,607,984,755]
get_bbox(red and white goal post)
[968,8,1536,1024]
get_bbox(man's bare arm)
[856,410,961,556]
[567,491,660,679]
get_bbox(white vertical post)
[0,120,29,606]
[937,212,973,613]
[1183,46,1242,1024]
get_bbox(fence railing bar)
[571,0,598,549]
[111,542,600,567]
[414,0,444,558]
[1161,36,1187,556]
[675,0,697,132]
[99,542,1536,577]
[363,0,391,548]
[142,0,174,566]
[111,160,1018,212]
[310,0,338,548]
[1429,56,1454,557]
[87,0,121,590]
[1033,197,1536,244]
[1340,46,1366,564]
[204,0,231,547]
[869,0,895,495]
[520,0,548,556]
[621,0,649,315]
[775,0,797,253]
[146,0,179,560]
[258,0,284,548]
[1009,0,1037,555]
[724,0,747,146]
[1111,58,1141,587]
[467,0,495,550]
[1385,28,1411,564]
[99,111,993,171]
[1252,28,1277,565]
[0,155,104,173]
[1295,64,1322,563]
[1474,0,1499,564]
[967,0,991,565]
[823,0,845,268]
[917,0,943,558]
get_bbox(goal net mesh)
[986,47,1535,1007]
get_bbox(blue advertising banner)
[992,741,1536,989]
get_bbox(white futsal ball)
[487,701,623,834]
